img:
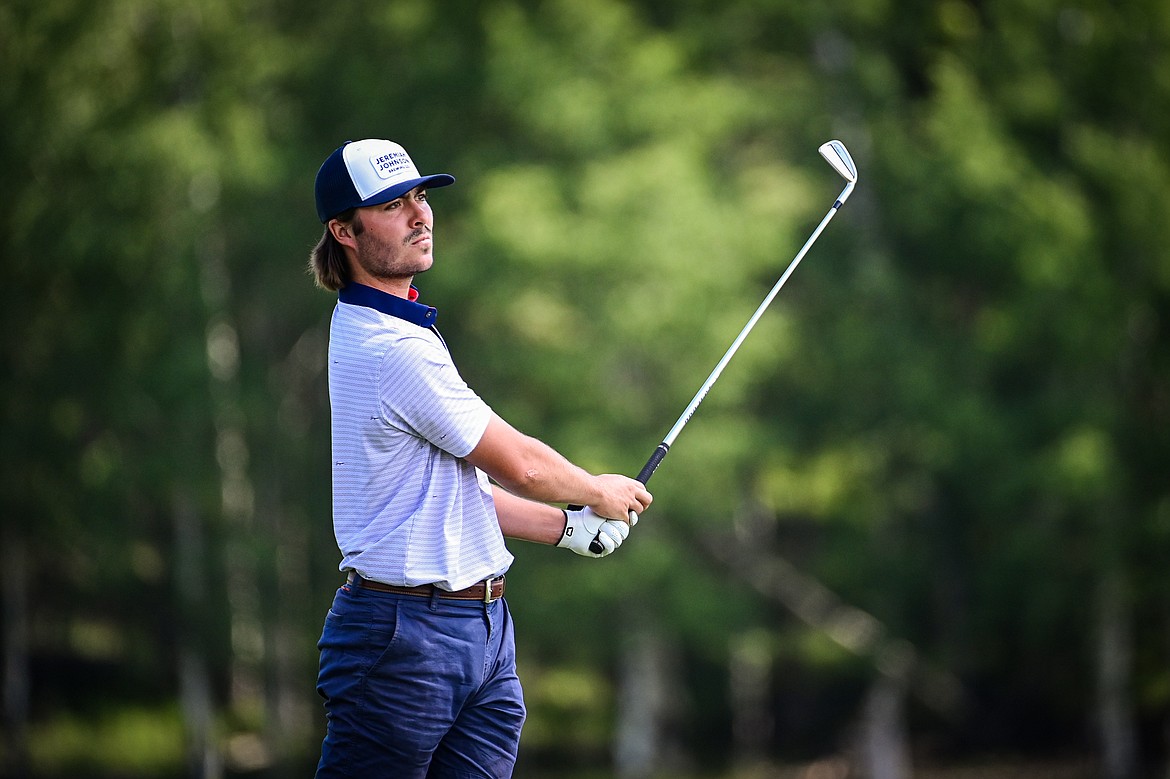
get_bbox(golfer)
[309,138,652,778]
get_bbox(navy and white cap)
[315,139,455,223]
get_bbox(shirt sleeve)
[376,331,491,458]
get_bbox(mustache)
[406,227,432,244]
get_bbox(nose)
[406,197,431,227]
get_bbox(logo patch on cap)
[371,150,412,180]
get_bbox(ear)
[328,218,357,249]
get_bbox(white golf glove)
[558,507,630,558]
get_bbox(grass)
[24,705,185,777]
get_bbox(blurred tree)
[0,0,319,773]
[2,0,1168,776]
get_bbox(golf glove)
[558,507,630,558]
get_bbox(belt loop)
[428,585,441,610]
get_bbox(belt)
[346,572,506,604]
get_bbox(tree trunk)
[1096,569,1138,779]
[856,673,912,779]
[264,500,314,769]
[729,630,773,769]
[614,623,687,778]
[199,234,267,750]
[2,526,30,777]
[174,494,223,779]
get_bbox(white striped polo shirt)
[327,282,513,591]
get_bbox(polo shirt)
[328,283,513,590]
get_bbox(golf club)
[587,140,858,553]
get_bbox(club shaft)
[637,180,855,485]
[585,176,854,553]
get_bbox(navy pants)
[315,581,526,778]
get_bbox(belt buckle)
[483,575,503,604]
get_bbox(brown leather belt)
[346,571,505,603]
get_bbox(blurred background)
[3,0,1168,777]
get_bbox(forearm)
[466,414,605,505]
[491,487,566,545]
[497,441,603,505]
[465,413,652,521]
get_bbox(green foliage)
[3,0,1169,773]
[26,706,185,777]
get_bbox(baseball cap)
[314,139,455,223]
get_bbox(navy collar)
[338,283,438,327]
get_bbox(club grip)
[583,443,671,554]
[634,443,669,485]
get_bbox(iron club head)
[818,140,857,183]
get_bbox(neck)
[349,267,414,299]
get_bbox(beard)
[352,218,434,281]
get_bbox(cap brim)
[355,173,455,210]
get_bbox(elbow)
[494,465,544,496]
[465,421,558,499]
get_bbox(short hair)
[308,209,362,291]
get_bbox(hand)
[557,507,631,558]
[591,474,653,521]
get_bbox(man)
[309,138,652,778]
